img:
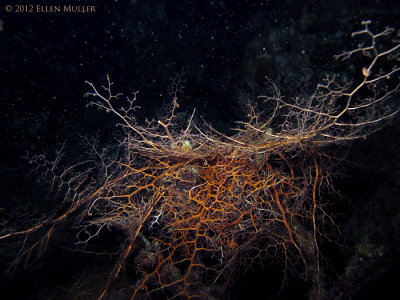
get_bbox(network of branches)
[1,21,399,299]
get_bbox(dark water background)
[1,0,400,299]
